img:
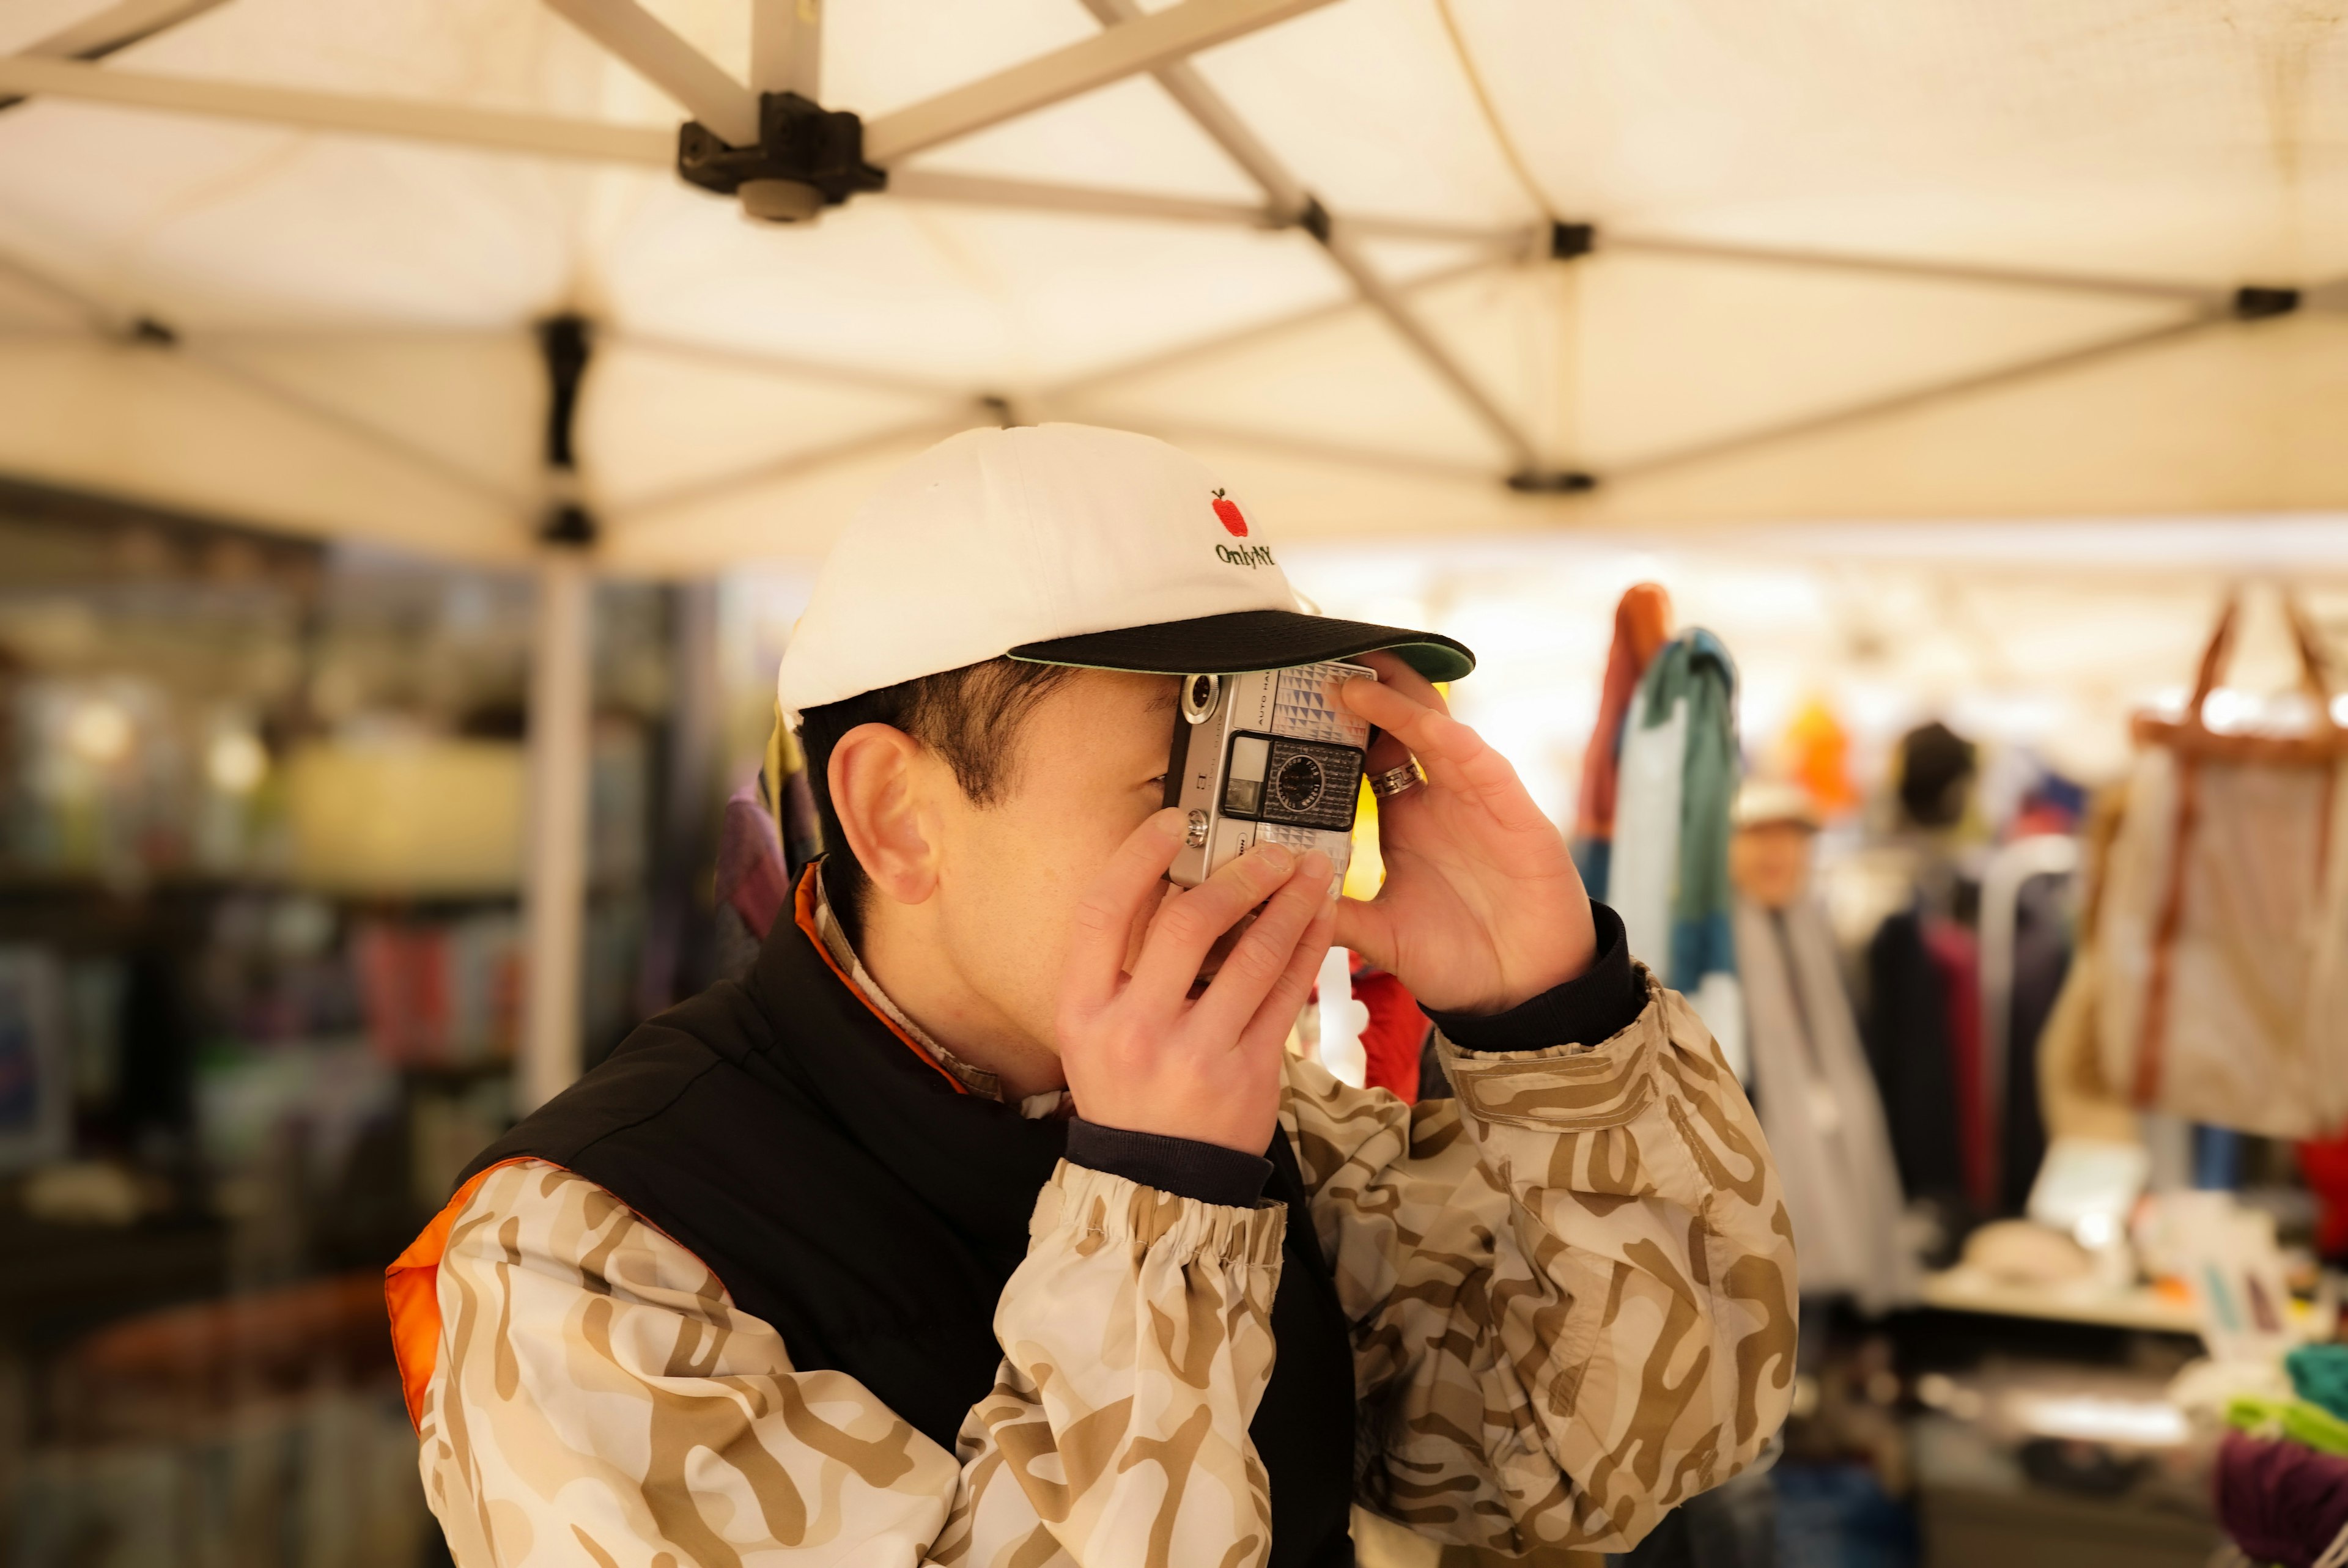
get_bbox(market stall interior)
[3,0,2348,1563]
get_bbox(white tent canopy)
[2,0,2345,575]
[7,0,2344,1105]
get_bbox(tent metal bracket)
[2232,285,2300,320]
[1507,468,1597,495]
[675,91,886,223]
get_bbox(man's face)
[926,669,1181,1057]
[1729,822,1814,911]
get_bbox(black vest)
[465,900,1359,1567]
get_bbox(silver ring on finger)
[1368,760,1424,800]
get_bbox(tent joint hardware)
[539,503,599,547]
[537,312,599,547]
[1549,222,1594,261]
[537,315,593,471]
[1296,195,1333,245]
[2231,285,2300,320]
[127,315,179,347]
[1505,468,1597,495]
[677,90,887,222]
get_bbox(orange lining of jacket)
[385,1155,534,1430]
[382,870,963,1433]
[788,864,967,1095]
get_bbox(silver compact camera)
[1164,661,1376,889]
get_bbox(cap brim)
[1008,608,1474,683]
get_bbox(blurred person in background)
[386,425,1796,1567]
[1729,781,1910,1320]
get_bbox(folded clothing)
[2217,1430,2348,1568]
[2291,1343,2348,1424]
[2228,1393,2348,1458]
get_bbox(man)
[387,425,1795,1567]
[1727,781,1910,1308]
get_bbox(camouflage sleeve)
[1282,968,1799,1555]
[419,1158,1287,1567]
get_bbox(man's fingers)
[1331,894,1398,976]
[1354,650,1451,715]
[1342,677,1475,782]
[1126,840,1304,999]
[1343,676,1524,812]
[1063,809,1187,1013]
[1235,894,1337,1063]
[1189,852,1334,1040]
[1364,722,1414,777]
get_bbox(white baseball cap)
[1733,778,1823,831]
[775,423,1474,718]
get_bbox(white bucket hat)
[775,423,1472,719]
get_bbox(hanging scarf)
[1613,629,1740,992]
[1571,583,1673,899]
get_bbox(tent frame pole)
[751,0,821,100]
[545,0,761,146]
[0,56,675,164]
[519,548,594,1114]
[0,53,1519,248]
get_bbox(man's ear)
[828,723,945,907]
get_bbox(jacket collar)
[800,865,1069,1117]
[747,864,1069,1250]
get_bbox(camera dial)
[1275,754,1326,813]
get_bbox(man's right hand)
[1057,809,1334,1155]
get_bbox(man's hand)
[1058,810,1334,1154]
[1336,652,1597,1015]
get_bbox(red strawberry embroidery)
[1211,488,1248,537]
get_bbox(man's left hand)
[1335,652,1597,1015]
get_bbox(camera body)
[1164,661,1375,889]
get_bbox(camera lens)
[1181,673,1220,724]
[1275,754,1324,812]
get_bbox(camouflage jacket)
[409,941,1795,1566]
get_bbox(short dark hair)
[795,658,1079,951]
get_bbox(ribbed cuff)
[1425,900,1645,1053]
[1064,1119,1274,1208]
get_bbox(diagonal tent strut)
[860,0,1342,163]
[534,0,1348,169]
[1600,230,2228,307]
[0,241,530,518]
[0,0,228,112]
[545,0,760,146]
[607,251,1516,526]
[575,254,2338,531]
[1602,307,2236,485]
[1071,0,1563,486]
[611,412,986,528]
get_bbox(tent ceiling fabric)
[0,0,2344,570]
